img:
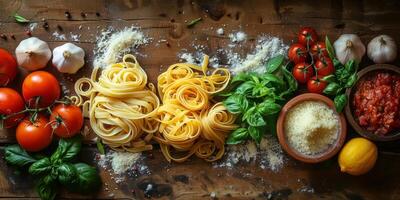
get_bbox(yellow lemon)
[338,137,378,176]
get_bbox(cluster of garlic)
[15,37,85,74]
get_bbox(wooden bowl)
[345,64,400,141]
[276,93,347,163]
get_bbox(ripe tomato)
[16,115,53,152]
[22,71,60,108]
[311,42,328,59]
[315,57,334,76]
[292,63,314,84]
[0,88,25,128]
[298,27,318,47]
[288,44,307,64]
[50,104,84,138]
[0,48,18,86]
[307,76,327,94]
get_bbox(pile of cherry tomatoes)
[288,27,334,94]
[0,48,83,152]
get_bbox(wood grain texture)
[1,0,400,199]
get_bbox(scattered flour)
[52,31,66,40]
[69,32,81,42]
[216,28,224,35]
[93,27,149,68]
[229,31,247,43]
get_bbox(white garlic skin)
[52,43,85,74]
[367,35,397,64]
[15,37,52,71]
[333,34,366,65]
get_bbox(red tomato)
[307,76,327,94]
[0,48,18,86]
[315,57,334,76]
[50,104,84,138]
[298,27,318,47]
[311,42,328,59]
[0,88,25,128]
[292,63,314,84]
[16,115,53,152]
[288,44,308,64]
[22,71,60,108]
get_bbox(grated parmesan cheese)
[229,31,247,43]
[284,101,339,155]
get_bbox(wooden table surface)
[1,0,400,199]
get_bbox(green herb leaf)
[64,163,101,193]
[36,175,57,200]
[323,82,341,95]
[51,136,82,163]
[252,82,271,97]
[257,99,281,115]
[344,60,356,73]
[14,13,30,23]
[334,94,347,113]
[245,109,266,127]
[223,94,249,114]
[226,128,248,145]
[345,73,357,88]
[58,163,78,186]
[248,126,263,144]
[231,72,251,83]
[280,65,297,98]
[236,81,255,95]
[261,73,285,86]
[186,17,202,28]
[321,74,336,83]
[29,158,52,176]
[96,138,105,155]
[325,36,335,60]
[5,145,37,167]
[266,55,284,74]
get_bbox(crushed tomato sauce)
[353,72,400,135]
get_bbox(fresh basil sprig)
[4,136,101,200]
[323,36,358,113]
[222,55,297,144]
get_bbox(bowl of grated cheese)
[276,93,347,163]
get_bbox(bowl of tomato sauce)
[345,64,400,141]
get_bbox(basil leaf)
[58,163,78,186]
[323,82,341,95]
[325,36,335,60]
[51,136,82,163]
[36,175,57,200]
[65,163,101,193]
[257,99,281,115]
[186,17,202,28]
[321,74,336,83]
[248,126,263,144]
[280,65,297,98]
[242,106,256,121]
[14,13,30,23]
[262,73,285,85]
[223,94,249,114]
[334,94,348,113]
[29,158,52,176]
[252,83,271,97]
[226,128,248,145]
[333,58,342,69]
[266,55,284,74]
[4,145,37,167]
[246,110,266,127]
[96,138,105,155]
[345,73,357,88]
[231,72,251,83]
[345,60,356,73]
[236,81,255,95]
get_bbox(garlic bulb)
[333,34,366,64]
[52,43,85,74]
[15,37,52,71]
[367,35,397,64]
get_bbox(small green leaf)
[36,175,57,200]
[14,13,30,23]
[58,163,78,186]
[51,136,82,163]
[246,110,266,127]
[186,17,202,28]
[4,145,37,168]
[236,81,255,95]
[223,94,249,114]
[325,36,335,60]
[29,158,52,176]
[248,126,263,144]
[231,72,251,83]
[65,163,101,193]
[321,74,336,83]
[344,60,356,73]
[323,82,341,95]
[226,128,248,145]
[266,55,284,74]
[334,94,347,113]
[280,65,297,98]
[262,74,285,85]
[345,73,357,88]
[257,99,281,115]
[96,138,105,155]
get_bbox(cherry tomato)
[307,76,327,94]
[16,115,53,152]
[315,57,334,76]
[288,43,308,64]
[311,42,328,59]
[0,48,18,86]
[0,88,25,128]
[292,63,314,84]
[298,27,318,47]
[22,71,60,108]
[50,104,84,138]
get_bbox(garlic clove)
[52,43,85,74]
[367,35,397,64]
[15,37,52,71]
[334,34,365,65]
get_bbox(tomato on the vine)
[292,63,314,84]
[288,43,308,64]
[315,57,334,76]
[16,115,53,152]
[22,71,60,108]
[311,41,328,59]
[307,76,327,94]
[298,27,318,47]
[0,48,18,86]
[50,104,84,138]
[0,88,25,128]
